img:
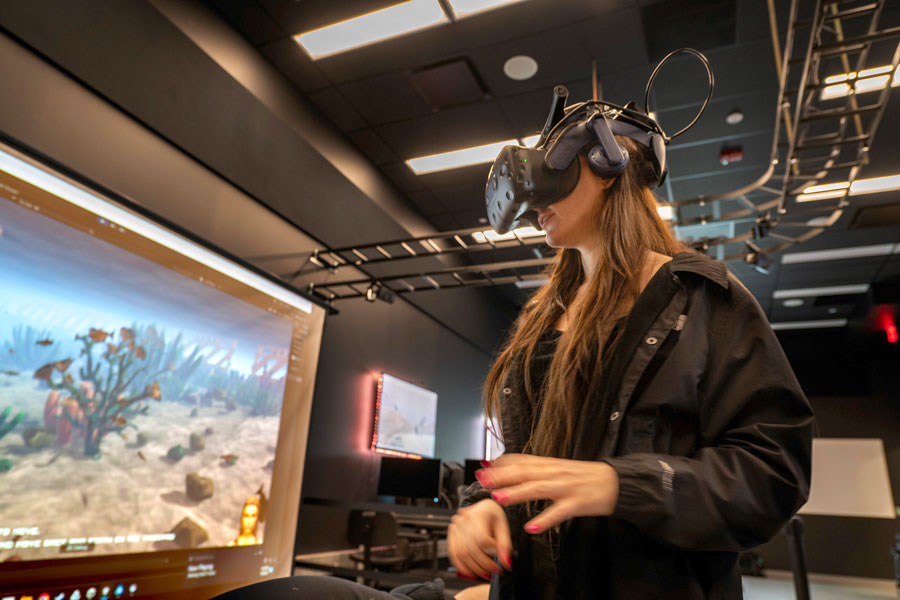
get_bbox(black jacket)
[460,252,815,599]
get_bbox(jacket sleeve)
[603,291,815,552]
[459,480,492,508]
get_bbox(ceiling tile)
[307,87,368,132]
[406,189,446,216]
[375,101,513,158]
[347,128,398,165]
[337,71,429,125]
[258,36,330,92]
[381,161,426,193]
[205,0,284,45]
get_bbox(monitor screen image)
[0,142,326,597]
[376,456,442,499]
[373,373,437,458]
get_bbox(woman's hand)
[476,454,620,534]
[448,498,513,581]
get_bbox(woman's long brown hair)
[483,136,686,459]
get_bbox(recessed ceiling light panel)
[503,55,538,80]
[294,0,448,60]
[448,0,529,18]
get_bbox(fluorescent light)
[294,0,448,60]
[773,284,870,299]
[657,205,674,220]
[0,149,312,313]
[782,243,897,264]
[797,173,900,202]
[796,190,846,202]
[521,134,541,146]
[850,174,900,194]
[820,64,899,100]
[514,278,547,289]
[782,298,805,307]
[803,182,849,194]
[472,226,545,243]
[407,139,516,174]
[447,0,528,18]
[771,319,847,330]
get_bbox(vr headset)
[485,48,714,234]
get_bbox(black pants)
[211,576,453,600]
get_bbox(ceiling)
[203,0,900,335]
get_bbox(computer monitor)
[376,456,442,499]
[372,373,437,458]
[0,139,327,598]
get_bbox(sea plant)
[44,326,171,457]
[2,325,72,370]
[0,405,25,440]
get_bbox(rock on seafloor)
[189,432,205,451]
[23,427,54,448]
[171,516,209,547]
[185,472,214,501]
[167,444,187,462]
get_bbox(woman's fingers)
[491,507,514,569]
[461,531,504,578]
[523,499,577,535]
[490,479,566,507]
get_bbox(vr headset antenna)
[534,85,569,148]
[644,48,715,142]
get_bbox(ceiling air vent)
[408,58,488,111]
[849,202,900,229]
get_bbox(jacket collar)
[670,251,730,289]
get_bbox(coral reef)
[0,405,25,440]
[44,327,171,457]
[127,327,205,405]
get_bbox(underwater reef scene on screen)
[0,197,291,559]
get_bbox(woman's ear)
[599,177,616,191]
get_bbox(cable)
[644,48,715,140]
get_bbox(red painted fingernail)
[480,573,492,581]
[475,469,493,488]
[525,524,540,533]
[480,460,492,468]
[502,554,512,569]
[459,573,477,581]
[491,491,509,503]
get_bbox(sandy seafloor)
[0,372,278,561]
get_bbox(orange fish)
[150,381,161,401]
[111,416,127,427]
[119,327,134,342]
[88,328,110,343]
[134,346,146,360]
[35,339,53,347]
[107,343,118,355]
[32,363,54,380]
[55,359,73,372]
[121,432,129,440]
[64,373,74,385]
[8,348,13,354]
[221,454,238,465]
[137,451,146,461]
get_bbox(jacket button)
[646,336,658,345]
[610,411,620,422]
[502,387,512,395]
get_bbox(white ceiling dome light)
[504,55,538,81]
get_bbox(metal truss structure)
[289,0,900,303]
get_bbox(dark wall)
[755,329,900,579]
[0,0,506,558]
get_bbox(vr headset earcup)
[586,144,630,178]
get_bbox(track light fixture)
[744,241,771,275]
[365,281,396,304]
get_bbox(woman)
[448,137,815,599]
